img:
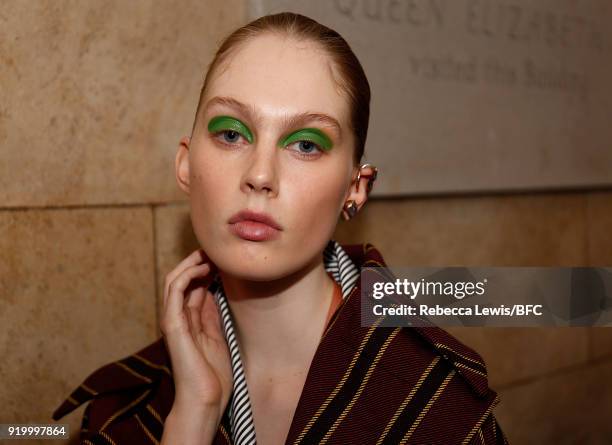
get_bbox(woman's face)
[176,33,357,281]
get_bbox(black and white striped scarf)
[209,239,360,445]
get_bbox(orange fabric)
[324,276,343,328]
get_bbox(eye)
[280,128,332,160]
[207,115,253,146]
[286,140,323,158]
[217,129,245,145]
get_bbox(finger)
[163,315,201,381]
[186,289,205,333]
[201,290,226,343]
[163,249,210,307]
[182,265,219,332]
[164,263,211,331]
[163,249,203,310]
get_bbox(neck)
[217,255,336,376]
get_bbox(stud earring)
[343,200,358,220]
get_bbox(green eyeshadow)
[279,128,333,151]
[207,115,253,143]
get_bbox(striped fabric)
[208,239,360,445]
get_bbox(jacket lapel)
[283,242,398,444]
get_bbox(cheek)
[287,171,346,233]
[188,150,230,238]
[189,147,233,203]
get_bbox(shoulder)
[349,241,495,398]
[339,241,494,398]
[52,337,175,443]
[336,241,507,442]
[338,315,498,404]
[334,315,503,442]
[400,325,505,442]
[410,324,494,399]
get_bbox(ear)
[175,136,191,195]
[341,164,377,220]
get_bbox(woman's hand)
[160,248,232,429]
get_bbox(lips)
[228,209,282,241]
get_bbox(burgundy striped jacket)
[52,242,509,444]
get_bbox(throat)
[237,271,341,370]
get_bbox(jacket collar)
[52,241,491,422]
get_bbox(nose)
[240,140,279,197]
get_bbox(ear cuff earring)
[342,163,379,221]
[355,163,378,194]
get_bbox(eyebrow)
[202,95,343,140]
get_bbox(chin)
[218,256,293,282]
[208,241,295,282]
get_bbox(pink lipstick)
[228,209,282,241]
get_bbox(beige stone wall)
[0,1,246,444]
[1,2,611,445]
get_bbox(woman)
[53,12,509,445]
